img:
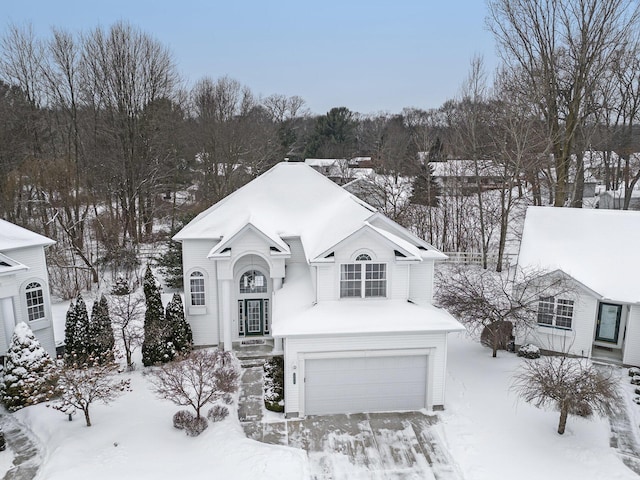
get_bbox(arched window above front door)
[239,270,267,294]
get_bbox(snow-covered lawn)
[2,329,638,479]
[441,333,638,480]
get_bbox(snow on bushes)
[149,349,239,436]
[517,344,541,359]
[207,404,229,422]
[2,322,58,411]
[264,356,284,412]
[173,409,194,429]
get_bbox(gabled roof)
[175,162,443,263]
[0,220,55,251]
[0,252,29,276]
[208,217,291,258]
[516,206,640,304]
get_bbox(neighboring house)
[0,220,56,358]
[174,162,463,417]
[430,159,506,195]
[598,187,640,210]
[304,158,373,185]
[515,206,640,366]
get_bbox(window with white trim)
[537,296,573,329]
[239,270,267,294]
[25,282,45,321]
[340,254,386,298]
[190,271,205,306]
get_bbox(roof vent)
[394,250,406,258]
[325,252,335,258]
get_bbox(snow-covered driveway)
[239,362,462,479]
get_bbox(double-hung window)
[25,282,45,321]
[190,271,205,306]
[340,254,386,298]
[537,296,574,329]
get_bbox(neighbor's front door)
[596,302,622,343]
[245,299,264,336]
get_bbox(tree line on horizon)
[1,0,640,287]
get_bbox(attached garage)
[304,354,429,415]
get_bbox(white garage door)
[304,355,428,415]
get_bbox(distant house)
[430,159,505,195]
[174,162,463,417]
[0,220,56,357]
[515,206,640,366]
[304,158,373,185]
[597,187,640,210]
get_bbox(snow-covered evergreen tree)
[73,294,91,363]
[111,276,131,296]
[63,299,77,356]
[165,293,192,356]
[2,322,58,411]
[89,295,115,362]
[142,266,174,366]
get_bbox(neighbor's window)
[190,271,205,306]
[25,282,45,321]
[537,296,573,329]
[340,254,386,298]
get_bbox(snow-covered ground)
[3,325,638,479]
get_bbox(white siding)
[283,332,449,417]
[516,290,596,358]
[0,246,56,357]
[316,266,335,301]
[624,306,640,366]
[182,239,220,346]
[409,262,435,305]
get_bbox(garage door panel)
[304,355,428,415]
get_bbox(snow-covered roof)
[0,252,29,276]
[273,299,464,337]
[271,262,462,337]
[517,206,640,303]
[175,162,442,262]
[430,159,504,178]
[0,220,55,251]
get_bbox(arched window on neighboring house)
[25,282,45,321]
[190,271,205,306]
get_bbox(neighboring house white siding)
[623,306,640,366]
[284,332,448,417]
[517,288,596,358]
[0,245,56,357]
[182,239,220,346]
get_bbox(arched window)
[190,271,205,306]
[239,270,267,294]
[340,252,386,298]
[25,282,45,321]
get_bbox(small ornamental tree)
[109,281,145,370]
[89,295,115,362]
[149,350,240,427]
[52,355,132,427]
[2,322,58,411]
[165,293,192,356]
[142,266,174,366]
[512,356,620,435]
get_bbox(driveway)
[238,360,464,480]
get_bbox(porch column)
[221,279,232,351]
[273,278,283,290]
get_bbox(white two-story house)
[0,219,56,357]
[174,162,463,417]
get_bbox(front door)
[596,302,622,343]
[245,299,263,336]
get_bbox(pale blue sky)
[4,1,498,115]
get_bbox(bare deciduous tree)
[487,0,640,207]
[149,349,240,420]
[51,356,132,427]
[512,356,619,434]
[435,264,569,357]
[109,285,145,370]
